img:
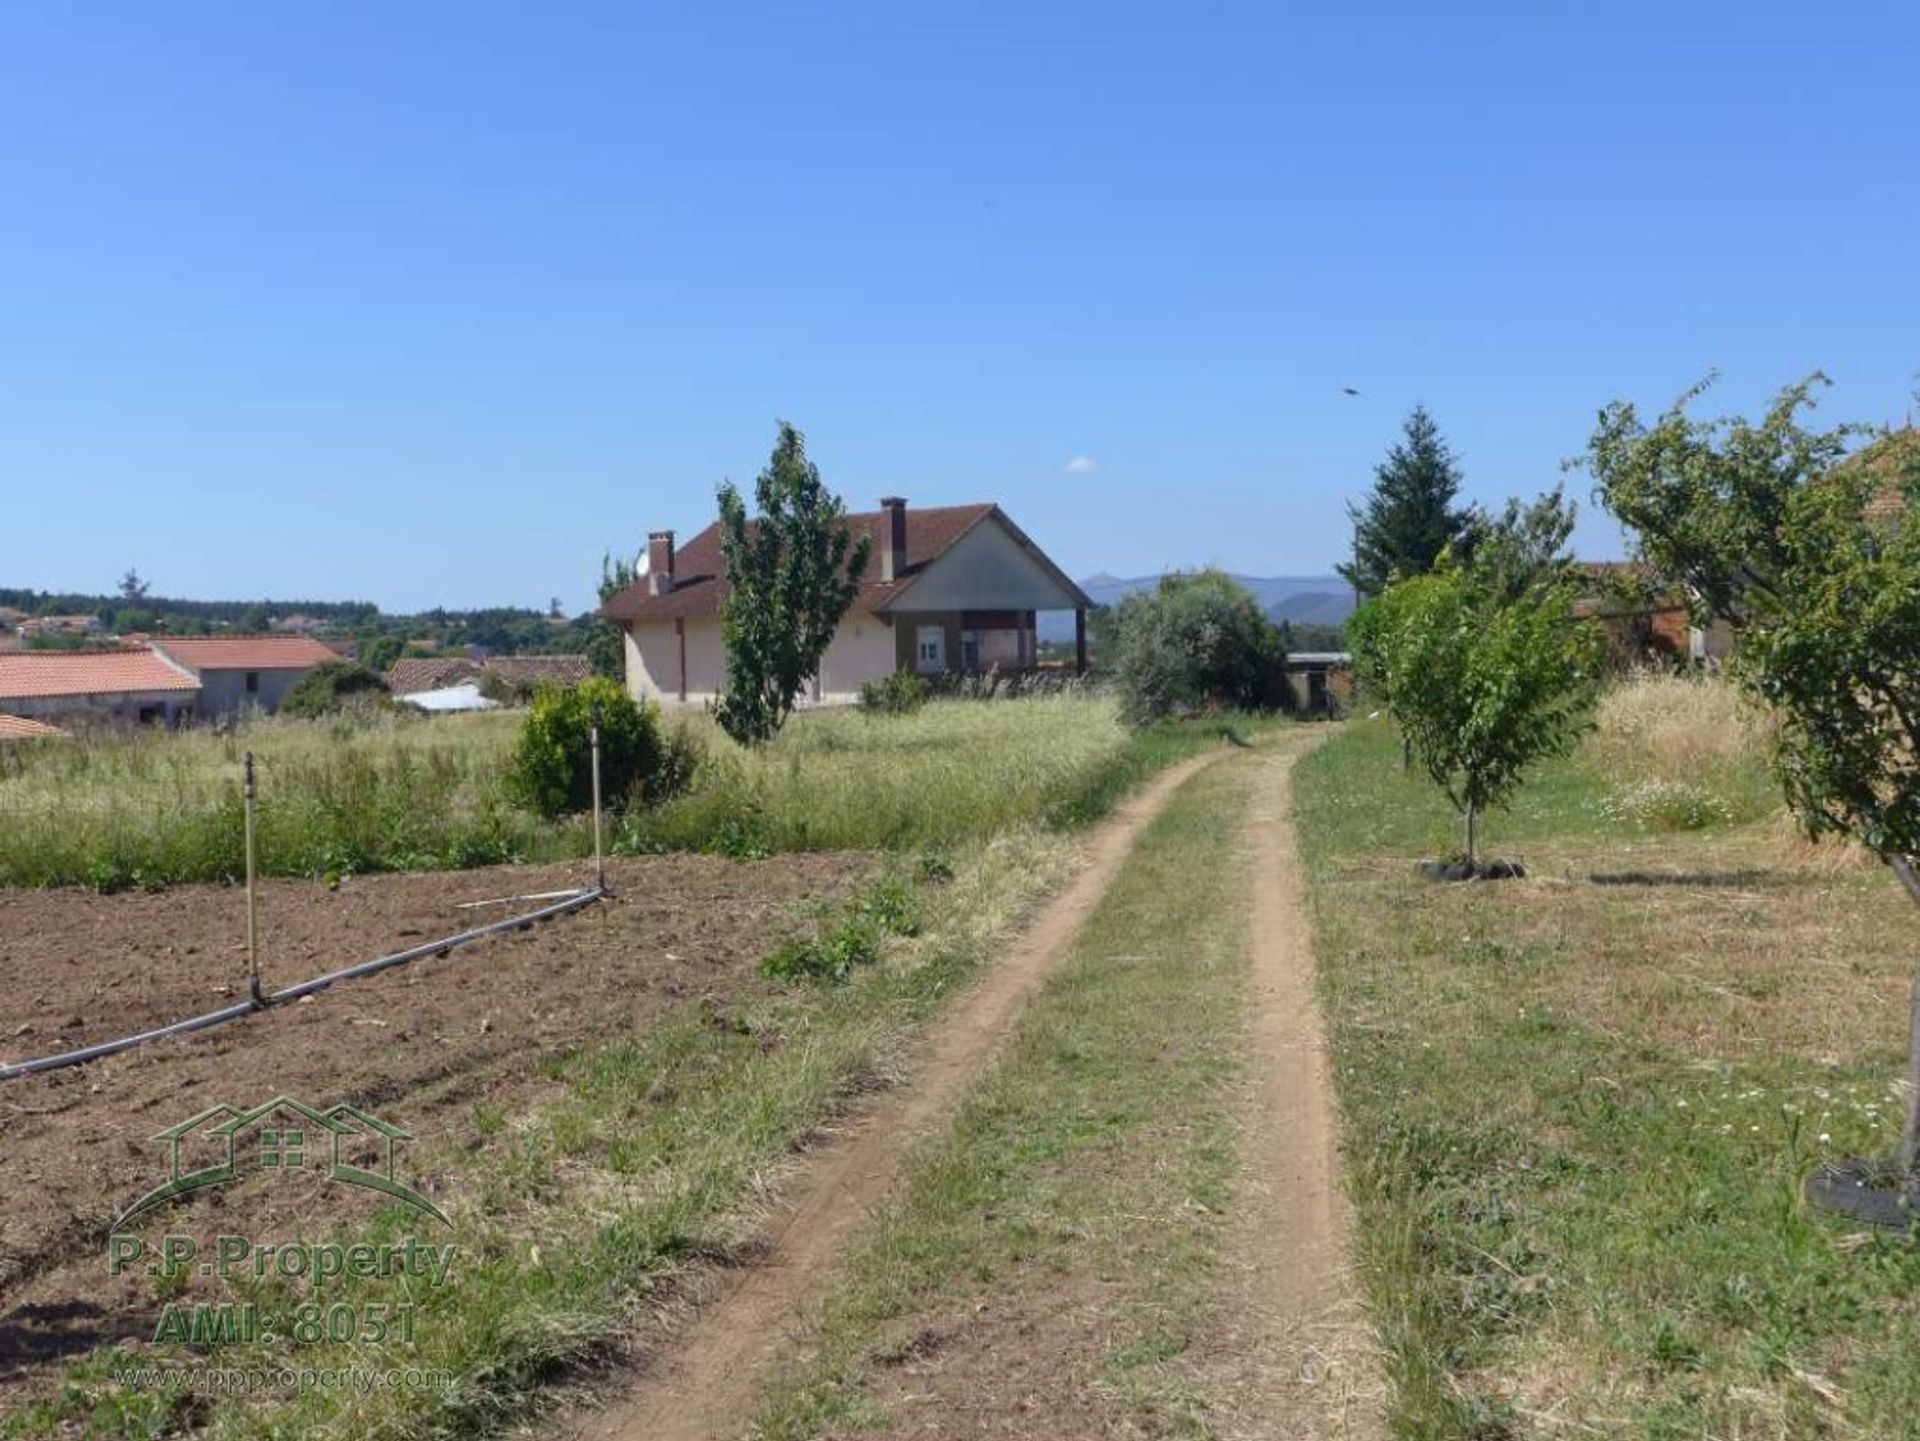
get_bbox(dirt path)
[1192,748,1383,1438]
[561,749,1227,1441]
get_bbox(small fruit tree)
[1352,560,1599,869]
[1592,377,1920,1170]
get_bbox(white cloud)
[1063,455,1098,475]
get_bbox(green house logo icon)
[116,1096,451,1229]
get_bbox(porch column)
[1074,608,1087,674]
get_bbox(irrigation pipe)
[0,885,603,1082]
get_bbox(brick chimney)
[647,531,676,596]
[878,497,908,583]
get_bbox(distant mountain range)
[1039,573,1356,642]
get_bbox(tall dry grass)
[1581,671,1781,831]
[1587,670,1770,784]
[0,695,1218,889]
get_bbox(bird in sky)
[1342,386,1362,396]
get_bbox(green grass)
[752,753,1260,1439]
[6,833,1083,1440]
[1296,716,1920,1439]
[0,696,1257,888]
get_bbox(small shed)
[1283,651,1352,718]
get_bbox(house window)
[915,626,945,674]
[961,632,980,671]
[259,1130,305,1168]
[245,671,260,694]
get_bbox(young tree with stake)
[1351,557,1600,870]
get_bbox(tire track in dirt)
[561,749,1229,1441]
[1191,746,1384,1438]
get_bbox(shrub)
[857,672,926,715]
[505,676,698,819]
[1105,569,1286,727]
[279,662,393,719]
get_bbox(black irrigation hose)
[0,886,604,1082]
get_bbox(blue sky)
[3,2,1916,613]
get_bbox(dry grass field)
[1296,676,1920,1438]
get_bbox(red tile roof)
[152,636,341,671]
[483,654,594,688]
[0,713,66,741]
[387,657,481,695]
[0,649,200,701]
[600,503,1089,622]
[386,655,592,696]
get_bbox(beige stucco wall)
[815,614,896,702]
[624,618,726,706]
[627,613,897,708]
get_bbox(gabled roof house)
[147,635,340,717]
[600,498,1092,706]
[0,649,200,725]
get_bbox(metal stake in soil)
[243,750,262,1007]
[590,699,605,892]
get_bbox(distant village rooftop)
[0,649,198,702]
[147,635,340,671]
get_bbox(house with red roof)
[599,498,1092,706]
[148,636,342,717]
[0,649,201,725]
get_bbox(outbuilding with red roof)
[148,635,341,718]
[0,649,201,725]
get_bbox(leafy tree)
[712,423,870,745]
[506,675,700,818]
[280,662,393,718]
[1352,564,1599,866]
[1592,382,1920,1167]
[585,549,640,679]
[1589,373,1857,631]
[119,567,149,602]
[357,634,405,676]
[1463,483,1579,603]
[1106,569,1287,727]
[1339,406,1476,598]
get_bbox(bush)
[857,671,927,715]
[1105,569,1286,726]
[505,676,700,819]
[279,662,393,719]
